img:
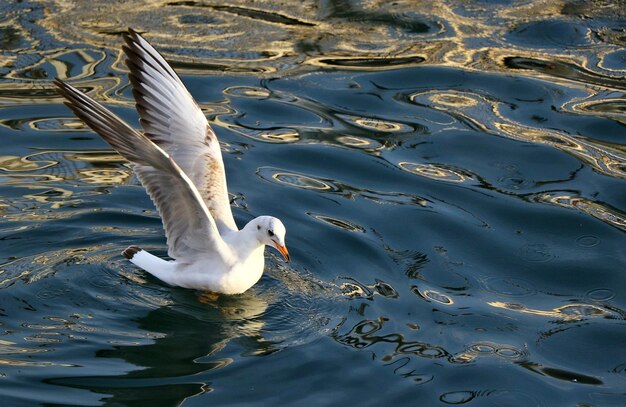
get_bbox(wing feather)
[54,79,227,259]
[122,29,238,234]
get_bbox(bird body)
[55,29,289,294]
[126,245,264,294]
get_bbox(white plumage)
[55,29,289,294]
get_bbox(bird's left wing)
[122,29,238,234]
[55,79,228,260]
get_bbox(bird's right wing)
[55,79,228,260]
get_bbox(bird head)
[252,216,289,262]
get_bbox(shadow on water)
[1,0,626,405]
[0,247,342,405]
[42,292,272,405]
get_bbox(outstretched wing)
[122,28,238,234]
[55,79,228,260]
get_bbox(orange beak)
[274,242,290,262]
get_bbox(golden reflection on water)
[0,246,98,289]
[412,286,454,305]
[336,135,381,150]
[0,151,129,179]
[402,82,626,230]
[0,150,134,220]
[1,1,623,199]
[0,5,624,399]
[1,3,624,269]
[79,169,130,184]
[495,122,626,180]
[488,301,610,321]
[6,49,107,81]
[0,0,617,79]
[418,92,481,109]
[240,129,300,143]
[0,155,56,172]
[568,98,626,126]
[399,162,475,183]
[535,193,626,231]
[223,86,271,98]
[271,171,333,191]
[0,358,76,367]
[410,87,626,184]
[336,114,413,133]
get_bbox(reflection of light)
[495,122,626,180]
[423,289,453,304]
[451,341,526,364]
[30,117,90,132]
[411,285,454,304]
[406,67,626,186]
[255,129,300,143]
[568,98,626,125]
[399,161,473,183]
[488,301,609,320]
[0,77,123,105]
[307,212,365,232]
[8,49,106,81]
[259,167,336,191]
[336,114,412,132]
[272,172,330,190]
[66,152,125,163]
[0,0,616,84]
[0,150,140,215]
[534,192,626,231]
[224,86,271,98]
[23,186,74,208]
[354,118,403,131]
[0,155,57,171]
[78,169,131,184]
[336,135,375,147]
[0,358,76,367]
[0,150,133,186]
[340,281,370,298]
[416,91,481,109]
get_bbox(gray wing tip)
[123,28,147,55]
[123,27,142,43]
[53,79,85,112]
[53,77,73,96]
[122,29,146,65]
[122,27,180,84]
[53,78,91,104]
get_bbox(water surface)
[1,1,626,405]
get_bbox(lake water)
[1,1,626,405]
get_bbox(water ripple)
[257,166,429,206]
[487,301,612,321]
[1,2,626,404]
[306,212,365,233]
[398,162,478,184]
[441,389,541,406]
[532,192,626,231]
[335,113,414,133]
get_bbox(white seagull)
[54,29,289,294]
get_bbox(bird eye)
[268,230,274,237]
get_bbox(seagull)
[54,29,289,294]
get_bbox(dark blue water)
[1,1,626,405]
